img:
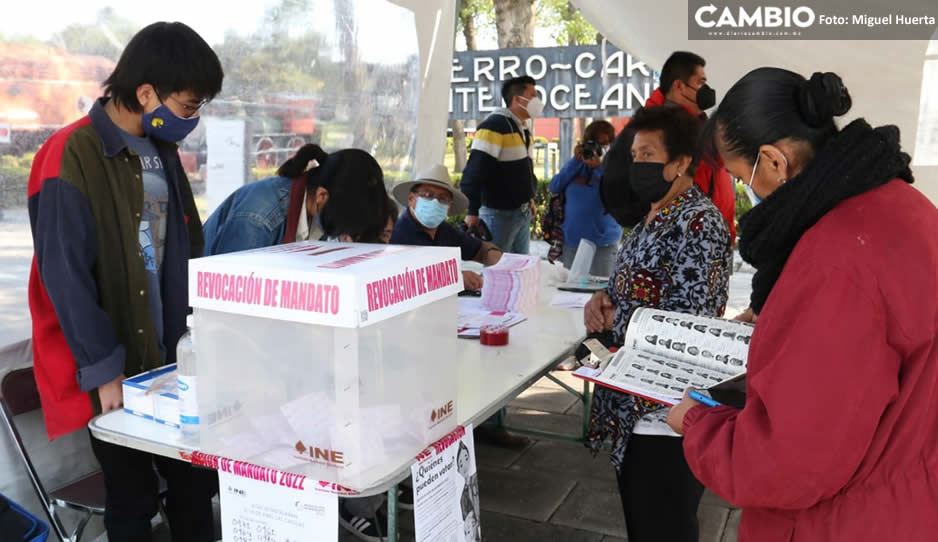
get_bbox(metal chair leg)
[70,510,92,542]
[47,506,71,542]
[387,484,398,541]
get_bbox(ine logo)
[695,4,816,28]
[294,440,345,466]
[429,400,455,425]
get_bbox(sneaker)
[339,501,387,542]
[397,487,414,511]
[474,425,530,450]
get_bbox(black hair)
[599,126,648,228]
[583,120,616,143]
[501,75,536,107]
[660,51,706,94]
[355,198,400,244]
[278,144,331,190]
[706,68,852,164]
[278,144,388,241]
[386,197,400,225]
[103,22,224,113]
[599,106,701,228]
[629,105,701,167]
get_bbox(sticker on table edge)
[189,451,360,495]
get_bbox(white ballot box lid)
[189,241,463,328]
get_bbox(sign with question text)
[411,425,481,542]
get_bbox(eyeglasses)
[415,190,452,206]
[157,92,207,118]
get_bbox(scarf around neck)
[738,119,913,314]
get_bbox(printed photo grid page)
[593,308,753,405]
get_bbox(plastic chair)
[0,492,50,541]
[0,366,105,542]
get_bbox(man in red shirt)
[645,51,736,240]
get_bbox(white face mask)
[518,95,544,118]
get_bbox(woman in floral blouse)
[583,106,733,542]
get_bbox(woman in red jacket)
[666,67,938,541]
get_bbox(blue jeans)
[479,206,531,254]
[561,242,618,278]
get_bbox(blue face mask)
[413,197,449,229]
[743,152,763,206]
[742,183,762,206]
[141,103,200,142]
[742,149,788,207]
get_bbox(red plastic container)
[480,325,509,346]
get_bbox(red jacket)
[682,180,938,541]
[645,89,736,240]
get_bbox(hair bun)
[276,143,328,179]
[797,72,852,127]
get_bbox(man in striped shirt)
[461,75,542,254]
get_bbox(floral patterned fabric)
[585,186,732,470]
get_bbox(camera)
[581,140,603,160]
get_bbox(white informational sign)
[217,457,338,542]
[204,117,246,214]
[411,425,481,542]
[0,122,10,144]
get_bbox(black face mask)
[630,162,673,204]
[694,84,716,110]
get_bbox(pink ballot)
[480,254,540,314]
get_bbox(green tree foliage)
[214,32,325,100]
[51,7,139,59]
[213,0,329,99]
[536,0,598,45]
[457,0,494,50]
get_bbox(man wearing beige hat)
[391,165,529,450]
[391,164,502,290]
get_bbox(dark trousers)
[89,431,218,542]
[616,434,705,542]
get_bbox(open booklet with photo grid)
[573,308,753,406]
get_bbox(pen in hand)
[688,389,723,408]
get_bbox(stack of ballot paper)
[481,254,540,314]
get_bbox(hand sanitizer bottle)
[177,315,199,435]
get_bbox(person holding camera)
[548,120,621,276]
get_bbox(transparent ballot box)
[188,242,463,489]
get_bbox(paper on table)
[549,292,592,309]
[458,296,484,313]
[457,310,527,338]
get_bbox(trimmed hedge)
[0,153,34,208]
